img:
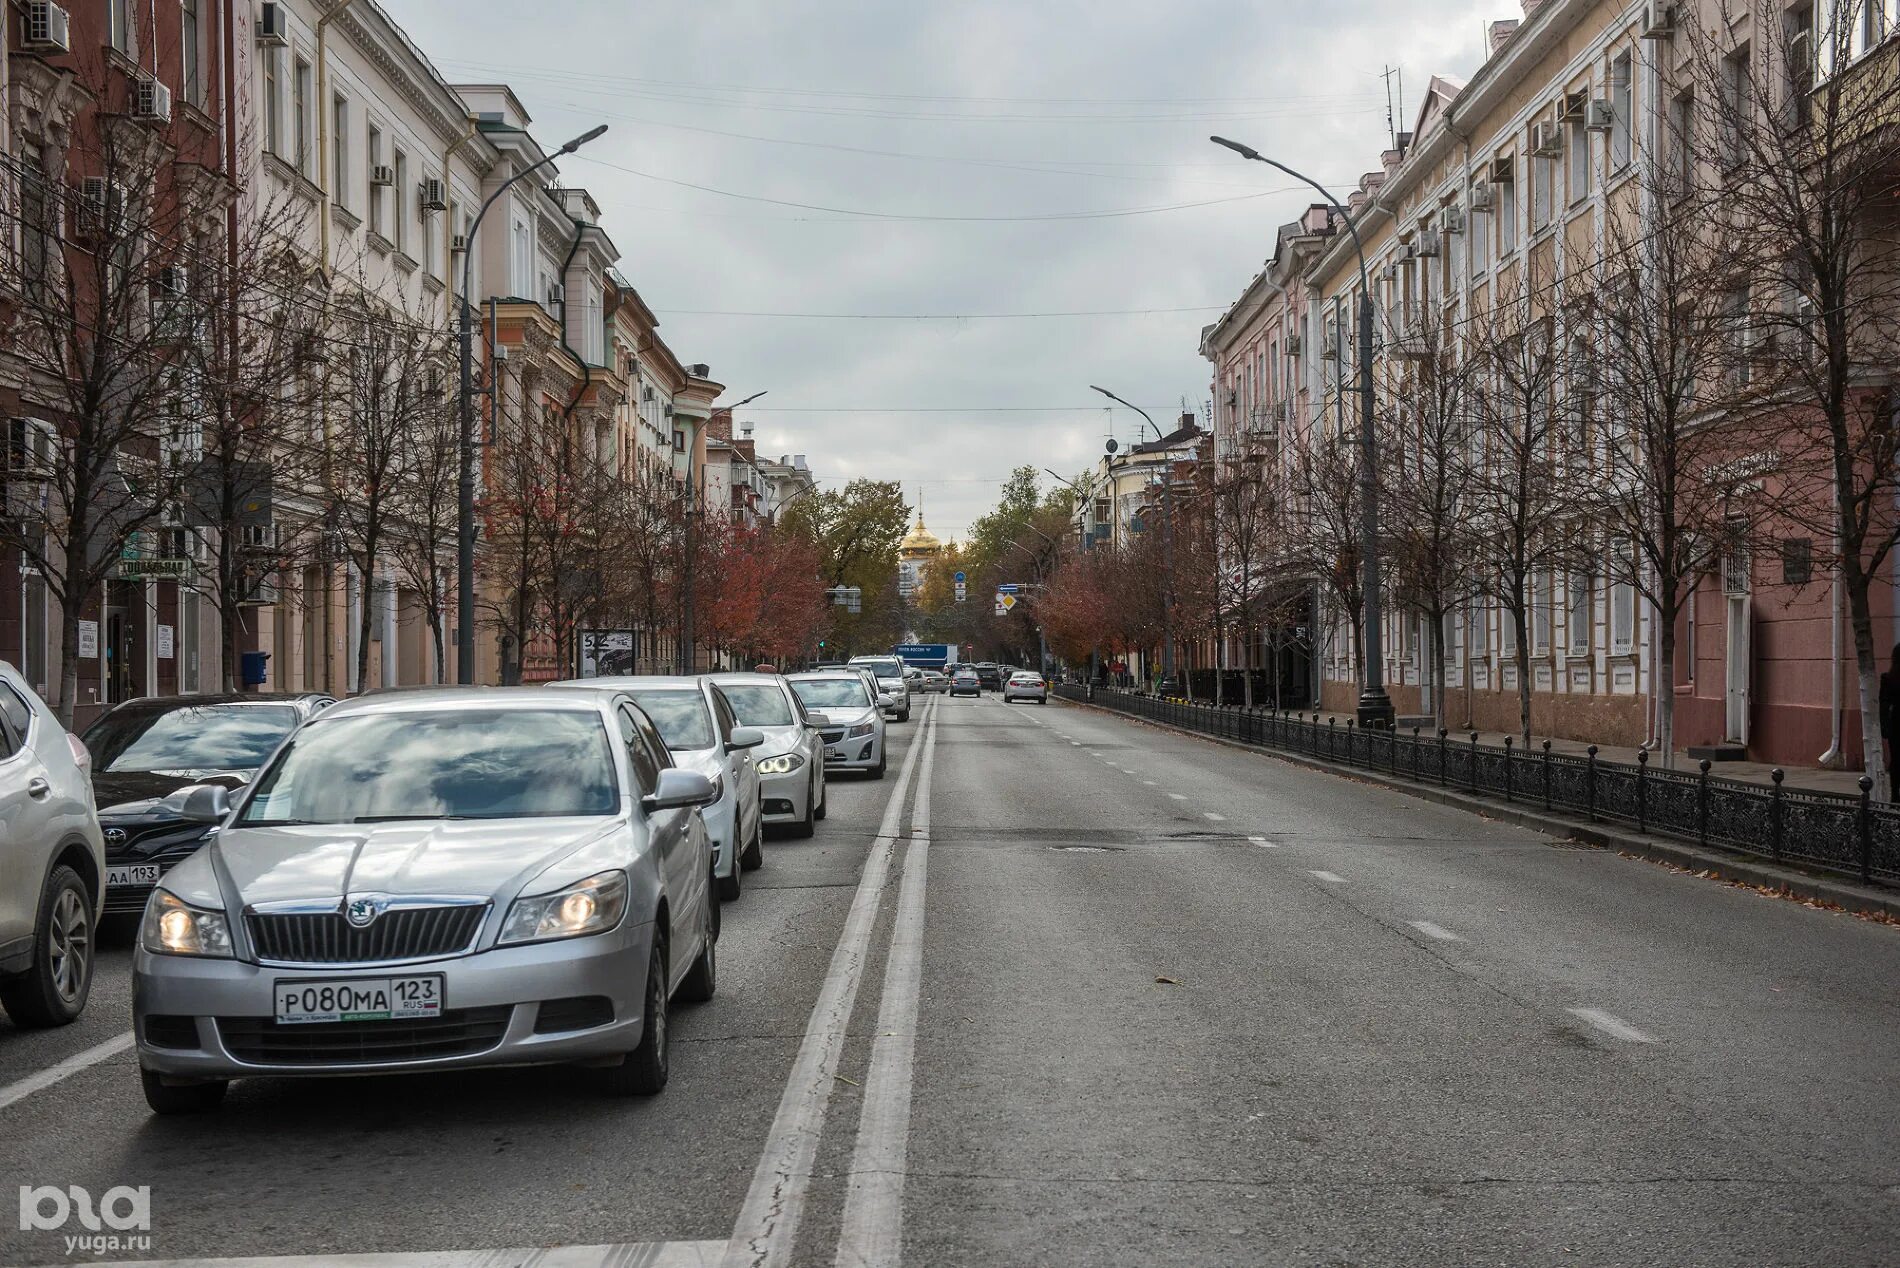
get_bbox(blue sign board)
[893,643,954,667]
[953,571,966,583]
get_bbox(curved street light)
[1088,384,1162,441]
[1209,135,1393,729]
[457,123,609,683]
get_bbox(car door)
[0,683,54,950]
[708,688,758,846]
[622,704,698,960]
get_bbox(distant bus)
[893,643,954,669]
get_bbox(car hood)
[208,816,625,907]
[95,768,251,819]
[750,724,806,756]
[826,708,878,729]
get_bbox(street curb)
[1055,697,1900,920]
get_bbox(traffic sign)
[997,593,1019,613]
[953,570,966,583]
[996,583,1020,595]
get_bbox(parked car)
[0,662,104,1028]
[132,688,721,1113]
[949,669,982,698]
[975,663,1004,690]
[920,670,950,694]
[82,694,333,922]
[787,672,886,778]
[1003,671,1049,705]
[705,673,828,839]
[559,677,764,900]
[849,655,912,723]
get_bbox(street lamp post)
[1091,385,1176,688]
[1209,135,1394,728]
[456,123,608,684]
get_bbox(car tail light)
[66,732,91,775]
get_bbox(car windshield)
[853,659,905,679]
[626,690,717,751]
[792,678,871,710]
[237,708,617,824]
[719,683,794,727]
[83,704,301,773]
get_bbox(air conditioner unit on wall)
[1640,0,1674,39]
[370,165,395,187]
[1531,122,1563,158]
[1380,263,1398,282]
[1585,100,1615,132]
[419,178,448,211]
[1442,205,1467,234]
[451,233,469,253]
[547,283,565,306]
[1469,181,1495,211]
[1284,334,1302,356]
[1489,155,1514,184]
[24,2,72,53]
[1560,91,1588,122]
[1415,230,1442,258]
[257,3,290,47]
[134,79,173,125]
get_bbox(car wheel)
[741,815,764,870]
[814,773,828,821]
[869,750,887,780]
[791,777,818,838]
[0,865,95,1029]
[140,1068,227,1115]
[679,890,717,1004]
[717,851,742,901]
[598,937,668,1095]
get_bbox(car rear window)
[718,683,794,727]
[792,678,871,709]
[83,704,300,774]
[239,708,618,823]
[625,689,717,751]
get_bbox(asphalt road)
[3,691,1897,1268]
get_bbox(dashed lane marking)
[1309,870,1346,883]
[1408,921,1462,942]
[1566,1007,1655,1044]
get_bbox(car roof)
[786,671,863,681]
[705,672,785,686]
[556,675,706,693]
[320,687,610,719]
[104,692,327,710]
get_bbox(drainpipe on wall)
[1819,528,1846,767]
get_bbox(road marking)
[1142,780,1156,786]
[1309,870,1346,883]
[0,1030,134,1113]
[1566,1007,1655,1044]
[1167,793,1188,801]
[1409,921,1463,942]
[834,697,938,1267]
[1247,835,1279,848]
[58,1241,730,1268]
[725,697,935,1268]
[1203,812,1227,821]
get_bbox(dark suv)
[82,693,332,918]
[975,664,1003,690]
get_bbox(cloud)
[382,0,1489,542]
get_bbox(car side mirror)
[727,726,766,752]
[644,768,719,812]
[179,784,232,825]
[805,712,832,729]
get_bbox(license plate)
[106,863,162,888]
[273,975,444,1025]
[826,747,845,761]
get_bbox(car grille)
[104,833,214,914]
[820,728,846,743]
[217,1007,512,1066]
[247,905,487,964]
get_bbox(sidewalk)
[1307,711,1869,799]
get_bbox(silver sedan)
[787,672,887,779]
[705,673,828,838]
[1002,671,1049,704]
[131,689,720,1113]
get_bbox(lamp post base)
[1356,689,1395,731]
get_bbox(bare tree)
[387,373,460,683]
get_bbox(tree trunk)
[355,561,377,694]
[1428,607,1445,733]
[1656,618,1677,771]
[1513,604,1532,746]
[56,600,81,728]
[1848,578,1887,801]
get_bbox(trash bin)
[240,650,270,687]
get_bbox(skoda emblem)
[104,828,127,845]
[344,895,387,928]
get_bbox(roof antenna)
[1382,65,1401,149]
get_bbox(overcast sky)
[385,0,1491,542]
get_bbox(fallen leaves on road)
[835,1074,861,1087]
[1620,851,1900,924]
[1155,975,1183,985]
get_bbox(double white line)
[724,697,939,1268]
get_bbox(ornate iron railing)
[1053,685,1898,885]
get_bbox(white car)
[561,677,764,900]
[706,673,828,838]
[849,656,912,723]
[130,689,721,1113]
[1003,671,1049,704]
[0,662,104,1028]
[788,672,887,778]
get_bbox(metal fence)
[1054,685,1899,885]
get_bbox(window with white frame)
[366,123,383,234]
[332,96,349,207]
[1532,569,1552,653]
[293,58,313,178]
[392,150,408,254]
[1610,540,1636,652]
[182,0,203,105]
[1531,134,1553,230]
[264,50,282,157]
[511,217,533,296]
[1500,601,1517,656]
[1567,569,1592,655]
[1566,115,1589,202]
[1498,167,1518,253]
[109,0,132,53]
[1610,52,1633,170]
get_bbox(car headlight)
[757,752,805,775]
[499,870,628,945]
[141,889,233,958]
[848,721,876,738]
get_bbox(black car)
[975,664,1003,690]
[82,693,333,917]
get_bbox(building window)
[1498,168,1517,253]
[293,58,313,178]
[1611,540,1636,652]
[1566,116,1589,202]
[1567,570,1591,655]
[511,217,532,295]
[392,151,407,253]
[1721,46,1752,166]
[1671,91,1696,194]
[109,0,131,53]
[1532,570,1552,653]
[1610,52,1633,170]
[1531,140,1553,230]
[331,96,349,206]
[182,0,202,105]
[264,50,282,156]
[19,144,51,292]
[366,124,383,234]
